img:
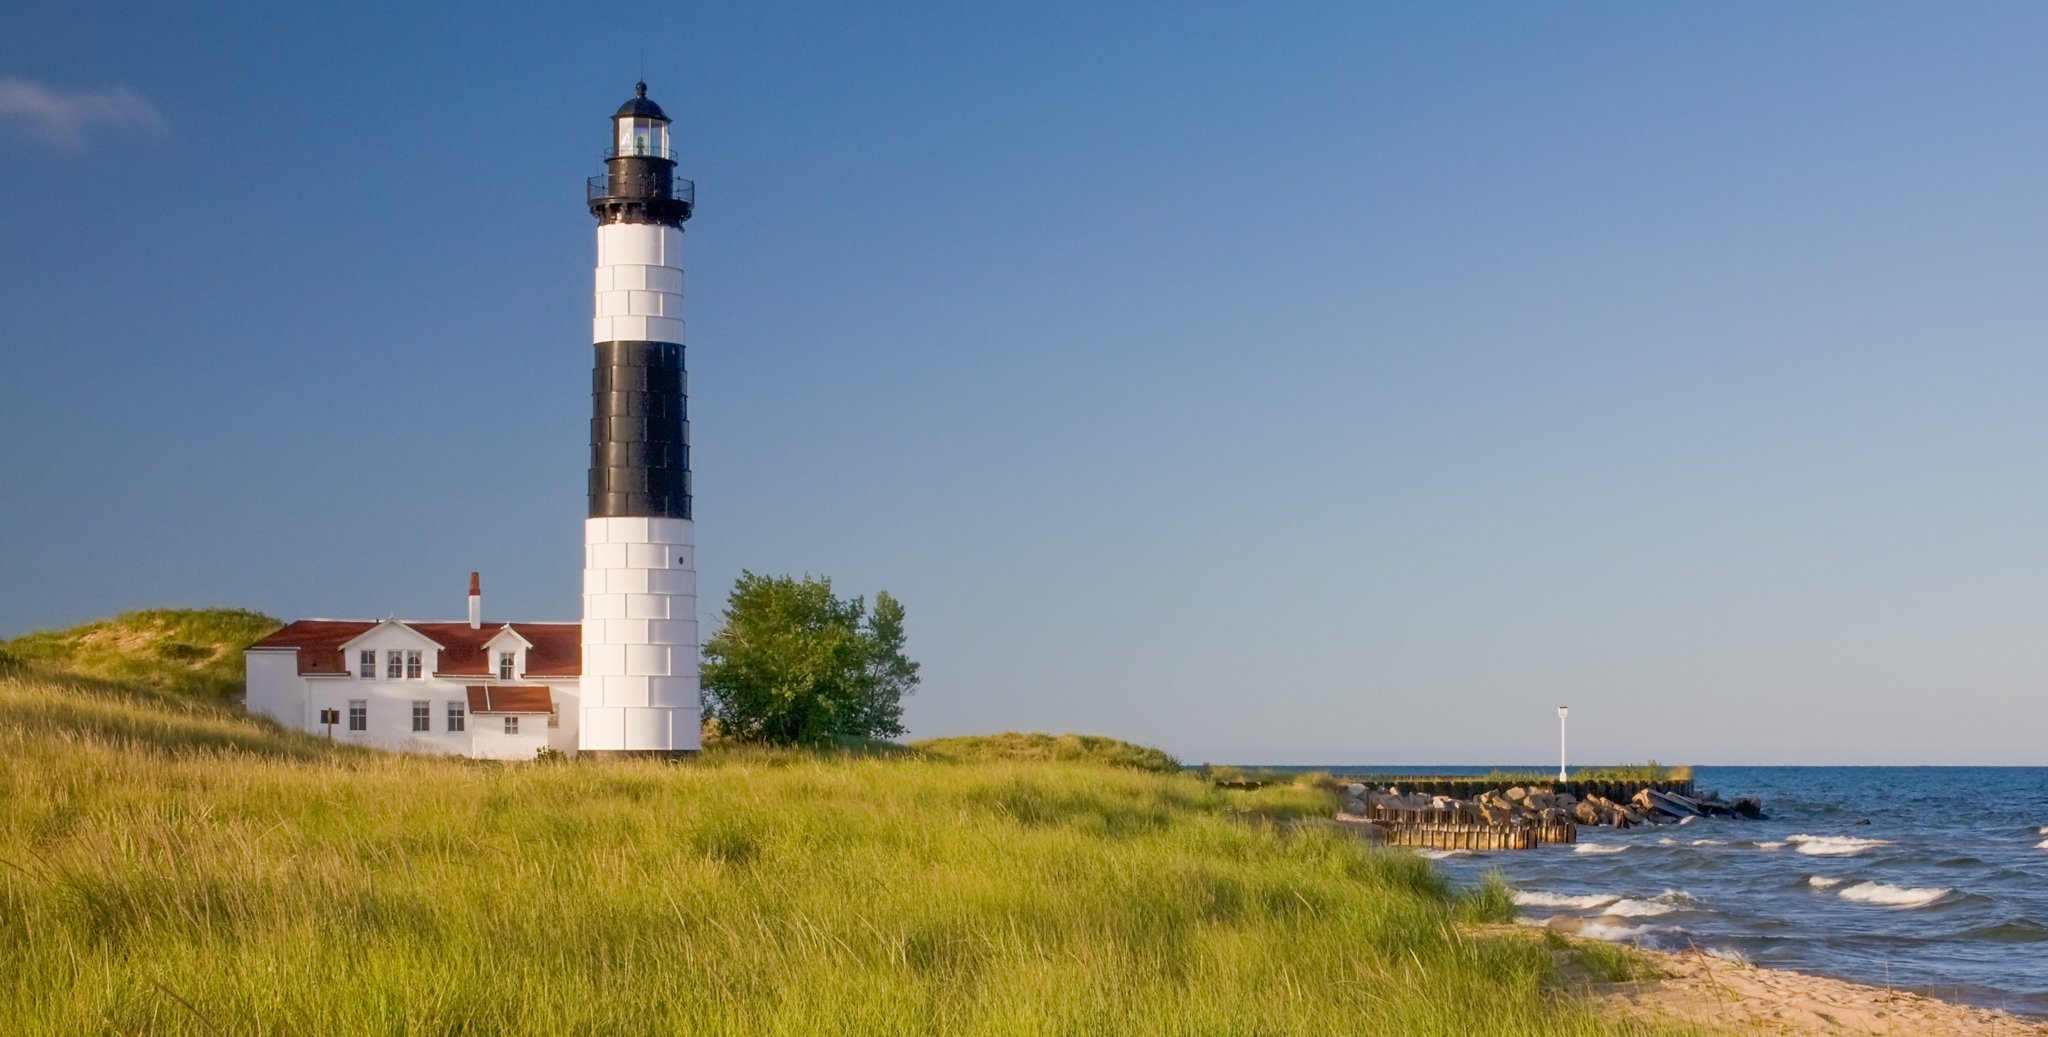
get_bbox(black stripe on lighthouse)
[589,340,690,520]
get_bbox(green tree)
[700,572,921,746]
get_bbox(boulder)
[1573,800,1602,825]
[1731,797,1765,820]
[1344,783,1367,798]
[1506,787,1529,803]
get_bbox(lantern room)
[613,81,671,160]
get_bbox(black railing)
[604,144,678,161]
[586,174,695,208]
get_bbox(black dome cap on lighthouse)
[615,81,668,121]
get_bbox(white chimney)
[468,571,481,629]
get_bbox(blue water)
[1327,766,2048,1016]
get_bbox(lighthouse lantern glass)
[618,118,668,159]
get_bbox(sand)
[1576,943,2048,1035]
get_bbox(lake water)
[1318,766,2048,1016]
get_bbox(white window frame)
[447,701,466,732]
[504,716,519,735]
[347,699,367,731]
[411,700,431,732]
[358,650,375,679]
[498,651,514,680]
[405,649,423,680]
[385,650,403,680]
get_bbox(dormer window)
[359,650,375,679]
[498,651,515,680]
[406,650,423,679]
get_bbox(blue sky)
[4,3,2046,765]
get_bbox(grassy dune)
[0,613,1692,1036]
[911,731,1184,773]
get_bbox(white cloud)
[0,75,168,152]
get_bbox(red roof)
[250,619,581,677]
[466,685,555,715]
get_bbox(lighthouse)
[579,82,700,756]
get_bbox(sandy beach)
[1570,942,2048,1036]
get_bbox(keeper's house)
[244,575,580,759]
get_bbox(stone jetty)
[1334,778,1764,851]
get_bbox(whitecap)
[1603,898,1680,917]
[1787,834,1892,857]
[1754,841,1786,851]
[1807,875,1845,889]
[1655,837,1678,846]
[1689,838,1723,847]
[1514,890,1620,910]
[1416,848,1473,859]
[1577,921,1644,942]
[2036,839,2048,851]
[1837,881,1951,908]
[1704,946,1750,965]
[1574,842,1628,855]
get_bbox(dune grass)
[0,607,279,701]
[911,731,1183,774]
[0,613,1700,1036]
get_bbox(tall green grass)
[0,613,1700,1035]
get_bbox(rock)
[1506,787,1529,803]
[1731,797,1765,820]
[1344,783,1367,798]
[1631,789,1658,813]
[1554,792,1577,808]
[1333,815,1386,841]
[1342,796,1367,816]
[1574,800,1602,825]
[1480,802,1514,825]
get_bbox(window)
[411,701,431,732]
[498,651,515,680]
[447,701,466,732]
[405,649,423,680]
[386,650,403,679]
[347,700,367,731]
[358,650,375,679]
[504,716,520,735]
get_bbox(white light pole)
[1557,706,1569,782]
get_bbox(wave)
[1514,890,1619,910]
[1577,921,1645,942]
[1690,838,1723,847]
[1807,875,1845,889]
[1836,881,1951,908]
[2037,839,2048,851]
[1704,946,1750,965]
[1574,842,1628,855]
[1787,834,1892,857]
[1416,848,1474,859]
[1604,897,1680,917]
[1753,841,1786,851]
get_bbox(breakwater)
[1327,776,1762,852]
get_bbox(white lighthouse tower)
[579,82,700,756]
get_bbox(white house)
[245,575,583,759]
